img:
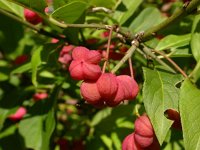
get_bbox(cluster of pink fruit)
[122,115,160,150]
[68,46,139,107]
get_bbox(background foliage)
[0,0,200,150]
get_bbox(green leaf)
[100,134,113,150]
[113,0,142,25]
[0,0,23,17]
[190,61,200,82]
[0,125,17,139]
[0,14,24,55]
[0,72,8,81]
[143,67,183,145]
[19,108,56,150]
[19,116,44,150]
[180,79,200,150]
[31,46,42,87]
[39,70,55,78]
[111,132,121,150]
[11,62,31,74]
[0,107,18,130]
[156,34,191,51]
[89,0,115,9]
[9,0,47,13]
[52,0,67,9]
[91,108,112,127]
[170,47,192,58]
[129,7,164,33]
[191,14,200,61]
[51,1,88,23]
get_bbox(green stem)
[49,17,111,29]
[111,40,139,73]
[141,45,176,73]
[0,8,66,41]
[152,50,188,78]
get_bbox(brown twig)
[129,58,134,78]
[102,27,113,73]
[111,40,139,73]
[152,50,188,78]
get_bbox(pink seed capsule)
[8,107,27,121]
[96,73,118,101]
[24,9,42,25]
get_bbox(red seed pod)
[96,73,118,101]
[106,79,125,107]
[117,75,139,100]
[134,115,154,148]
[8,107,27,121]
[72,46,89,60]
[144,136,160,150]
[58,54,72,65]
[14,55,28,65]
[24,9,42,25]
[82,63,101,81]
[122,133,142,150]
[58,45,74,65]
[101,31,110,38]
[57,138,69,150]
[86,38,98,45]
[69,60,101,81]
[165,109,182,130]
[85,50,102,64]
[119,46,129,53]
[69,60,84,80]
[33,92,48,101]
[60,45,74,54]
[51,38,59,43]
[134,134,153,148]
[80,81,101,105]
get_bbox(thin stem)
[152,50,188,78]
[49,17,111,29]
[102,27,113,73]
[111,40,139,73]
[141,45,176,73]
[135,105,140,117]
[129,58,134,78]
[0,8,66,41]
[90,7,113,13]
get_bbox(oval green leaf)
[180,79,200,150]
[191,14,200,61]
[8,0,46,13]
[51,1,88,24]
[156,34,191,51]
[129,7,164,33]
[143,67,183,145]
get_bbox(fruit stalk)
[152,50,188,78]
[102,27,113,73]
[111,40,139,73]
